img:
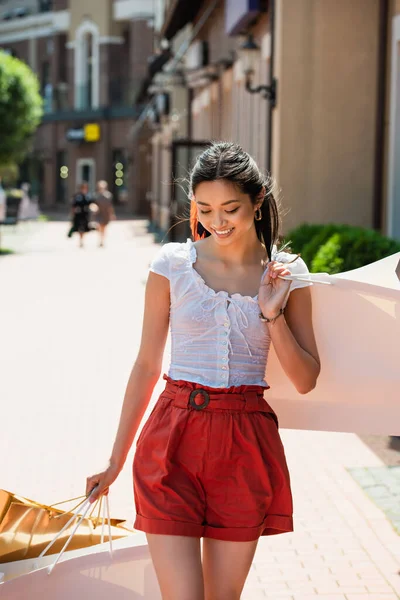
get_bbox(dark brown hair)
[189,142,281,260]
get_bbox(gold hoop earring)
[255,208,262,221]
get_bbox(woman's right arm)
[86,270,170,502]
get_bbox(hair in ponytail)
[189,142,281,260]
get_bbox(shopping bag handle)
[48,493,88,516]
[279,273,333,285]
[33,487,113,575]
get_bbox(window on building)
[39,0,53,12]
[75,21,99,110]
[58,33,67,82]
[85,32,93,109]
[76,158,96,194]
[2,48,17,57]
[41,61,53,114]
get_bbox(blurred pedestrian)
[94,180,115,247]
[68,182,91,248]
[18,183,31,221]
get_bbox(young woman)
[94,179,115,247]
[86,142,320,600]
[68,182,91,248]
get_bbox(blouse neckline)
[186,239,259,303]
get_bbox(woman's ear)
[255,188,266,208]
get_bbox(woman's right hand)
[86,462,121,503]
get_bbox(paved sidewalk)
[244,431,400,599]
[1,221,399,599]
[349,467,400,536]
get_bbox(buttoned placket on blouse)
[186,240,258,387]
[176,293,254,387]
[150,238,311,389]
[189,290,254,388]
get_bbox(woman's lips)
[212,227,234,238]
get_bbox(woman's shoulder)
[156,239,193,260]
[150,239,194,279]
[271,246,311,290]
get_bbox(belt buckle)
[189,389,210,411]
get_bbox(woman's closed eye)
[198,207,239,215]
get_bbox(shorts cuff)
[134,514,204,538]
[262,514,293,536]
[204,515,293,542]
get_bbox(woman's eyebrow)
[196,199,241,206]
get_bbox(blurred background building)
[0,0,165,215]
[1,0,400,241]
[136,0,400,242]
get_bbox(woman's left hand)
[258,261,292,319]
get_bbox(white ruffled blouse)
[150,239,311,389]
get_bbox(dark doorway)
[170,139,210,242]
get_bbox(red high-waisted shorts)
[133,376,293,542]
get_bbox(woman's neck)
[203,230,265,266]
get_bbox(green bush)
[312,229,400,274]
[301,224,352,267]
[283,223,326,255]
[285,222,400,274]
[310,234,344,274]
[0,52,43,166]
[0,163,19,186]
[5,188,23,200]
[285,223,350,267]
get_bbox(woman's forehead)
[194,179,244,199]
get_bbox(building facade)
[143,0,400,241]
[0,0,161,214]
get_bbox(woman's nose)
[212,213,227,229]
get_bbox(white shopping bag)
[266,252,400,435]
[0,533,160,599]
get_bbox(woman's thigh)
[202,538,258,600]
[147,533,204,600]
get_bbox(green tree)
[0,51,43,167]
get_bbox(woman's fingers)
[86,474,107,503]
[86,475,100,499]
[86,466,119,503]
[86,476,96,497]
[262,262,292,284]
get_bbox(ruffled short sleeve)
[149,244,172,280]
[272,248,312,292]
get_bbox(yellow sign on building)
[84,123,100,142]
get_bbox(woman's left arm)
[267,286,320,394]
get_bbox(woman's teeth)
[214,228,233,235]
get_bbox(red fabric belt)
[162,375,274,414]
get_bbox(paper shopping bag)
[266,252,400,435]
[0,489,132,563]
[0,533,161,599]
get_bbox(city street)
[1,220,399,599]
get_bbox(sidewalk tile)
[345,596,399,600]
[292,596,346,600]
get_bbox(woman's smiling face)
[194,180,261,245]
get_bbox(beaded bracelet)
[259,307,285,324]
